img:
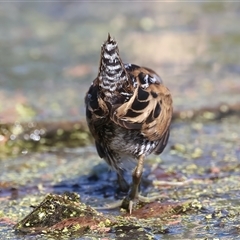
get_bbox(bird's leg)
[121,154,144,213]
[94,155,165,212]
[117,171,129,192]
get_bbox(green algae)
[0,111,239,239]
[13,192,203,238]
[0,112,239,239]
[0,121,92,159]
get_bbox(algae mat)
[0,115,239,239]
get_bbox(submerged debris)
[14,192,109,236]
[13,192,204,238]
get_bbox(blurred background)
[1,2,240,238]
[0,1,240,123]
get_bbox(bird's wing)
[85,79,109,141]
[111,66,173,142]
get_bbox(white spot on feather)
[107,64,121,71]
[105,42,117,51]
[104,52,118,61]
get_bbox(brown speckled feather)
[111,66,172,142]
[85,35,173,208]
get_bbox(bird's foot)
[94,200,123,211]
[153,179,194,186]
[121,193,164,214]
[94,193,164,213]
[121,196,134,213]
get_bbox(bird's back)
[85,35,173,172]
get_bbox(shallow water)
[1,117,240,239]
[0,2,240,239]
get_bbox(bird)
[85,34,173,213]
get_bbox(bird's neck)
[98,37,128,97]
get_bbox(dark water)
[0,2,240,239]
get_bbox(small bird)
[85,34,173,213]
